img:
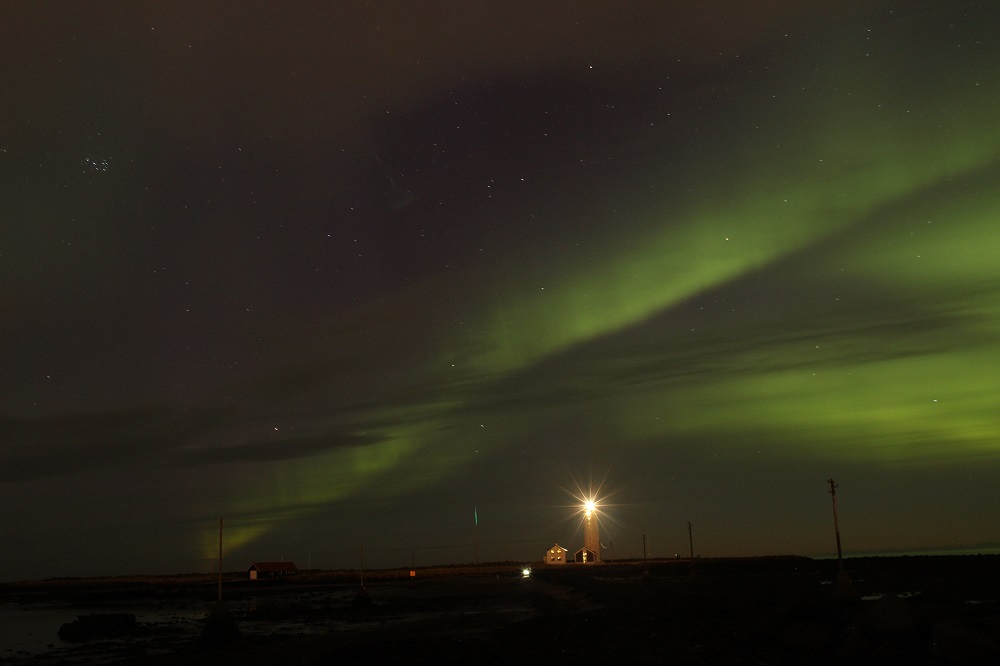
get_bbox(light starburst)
[559,467,619,525]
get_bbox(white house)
[543,543,568,565]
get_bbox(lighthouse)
[577,499,600,563]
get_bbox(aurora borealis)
[2,1,999,580]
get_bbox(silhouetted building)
[248,561,298,579]
[575,547,597,563]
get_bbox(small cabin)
[248,561,299,579]
[574,548,597,564]
[543,543,568,565]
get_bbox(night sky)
[3,1,1000,581]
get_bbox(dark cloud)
[179,431,381,466]
[0,407,222,482]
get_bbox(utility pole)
[687,521,694,560]
[217,518,223,603]
[828,478,844,571]
[827,478,858,600]
[352,543,371,608]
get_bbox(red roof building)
[248,561,299,579]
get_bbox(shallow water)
[0,588,366,662]
[0,604,79,657]
[0,601,209,660]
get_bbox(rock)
[58,613,137,642]
[781,618,838,653]
[352,586,372,610]
[831,569,860,602]
[864,594,915,635]
[200,603,240,646]
[930,619,1000,663]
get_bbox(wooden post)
[827,478,858,600]
[828,479,844,571]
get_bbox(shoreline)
[2,554,998,664]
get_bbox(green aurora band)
[212,27,1000,556]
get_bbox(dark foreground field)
[2,555,999,664]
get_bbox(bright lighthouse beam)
[582,497,601,563]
